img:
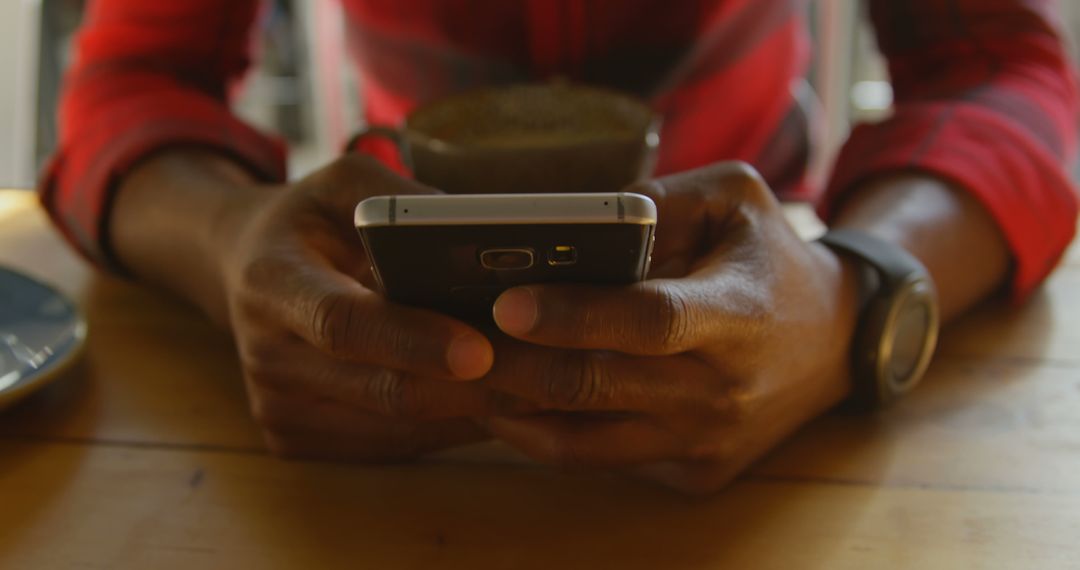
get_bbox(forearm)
[831,173,1011,322]
[111,148,265,325]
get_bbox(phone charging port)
[548,245,577,266]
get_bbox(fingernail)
[493,288,538,335]
[446,334,493,380]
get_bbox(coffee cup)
[348,82,660,195]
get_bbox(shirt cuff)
[818,102,1079,302]
[39,87,287,272]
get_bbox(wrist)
[206,177,272,272]
[113,148,271,326]
[807,241,863,408]
[831,173,1009,321]
[206,180,272,318]
[815,228,942,409]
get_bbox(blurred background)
[2,1,1079,190]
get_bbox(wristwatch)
[817,229,941,409]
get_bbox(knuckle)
[726,162,774,208]
[642,285,693,353]
[711,384,762,423]
[544,352,609,409]
[312,294,418,368]
[369,314,419,367]
[701,161,773,211]
[728,387,764,422]
[719,161,765,189]
[309,291,359,356]
[364,368,414,417]
[725,160,764,181]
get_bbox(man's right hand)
[116,152,519,461]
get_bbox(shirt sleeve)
[819,0,1080,301]
[38,0,288,271]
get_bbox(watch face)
[881,279,939,395]
[889,299,930,382]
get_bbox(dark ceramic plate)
[0,266,85,410]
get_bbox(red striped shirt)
[40,0,1079,299]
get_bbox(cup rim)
[401,82,660,152]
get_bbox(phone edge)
[354,193,657,228]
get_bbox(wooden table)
[1,188,1078,569]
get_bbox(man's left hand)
[483,162,862,493]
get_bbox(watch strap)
[817,229,927,288]
[816,228,939,410]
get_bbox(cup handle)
[345,125,413,172]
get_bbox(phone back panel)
[360,223,654,321]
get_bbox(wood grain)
[2,440,1078,570]
[751,357,1080,493]
[2,189,1079,568]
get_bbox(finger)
[493,234,780,354]
[244,342,535,420]
[485,414,679,468]
[293,155,441,283]
[623,161,776,263]
[493,279,710,355]
[623,179,707,266]
[498,165,783,355]
[239,253,494,380]
[304,153,440,227]
[482,339,715,413]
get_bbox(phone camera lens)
[548,245,577,266]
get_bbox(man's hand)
[117,152,524,461]
[482,163,861,493]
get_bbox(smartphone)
[354,192,656,321]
